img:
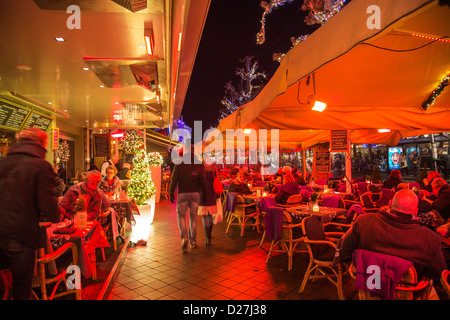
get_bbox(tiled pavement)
[106,200,357,301]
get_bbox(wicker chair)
[277,194,303,208]
[440,269,450,299]
[264,208,306,271]
[298,215,347,300]
[32,242,82,300]
[225,194,260,237]
[349,250,433,300]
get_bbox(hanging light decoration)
[422,72,450,110]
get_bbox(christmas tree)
[123,130,156,205]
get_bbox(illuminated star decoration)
[422,73,450,110]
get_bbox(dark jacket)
[0,140,60,249]
[275,182,301,204]
[338,211,446,283]
[228,181,252,195]
[433,185,450,222]
[382,176,403,189]
[169,154,207,196]
[199,164,218,207]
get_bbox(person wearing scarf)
[100,165,121,197]
[59,170,111,221]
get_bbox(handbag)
[213,198,223,224]
[213,167,223,195]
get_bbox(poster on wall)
[331,130,349,152]
[388,147,402,170]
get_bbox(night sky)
[180,0,321,131]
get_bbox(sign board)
[23,111,53,132]
[94,134,110,156]
[52,128,59,150]
[331,130,349,152]
[0,99,31,131]
[314,150,330,173]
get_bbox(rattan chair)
[440,269,450,299]
[298,215,347,300]
[277,194,303,208]
[225,194,260,237]
[265,208,306,271]
[349,250,433,300]
[32,242,82,300]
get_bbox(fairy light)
[412,33,450,44]
[422,72,450,110]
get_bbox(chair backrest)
[286,194,303,206]
[336,183,346,192]
[224,192,238,212]
[361,193,376,209]
[440,270,450,299]
[302,216,328,258]
[259,196,277,213]
[322,195,344,208]
[351,249,431,300]
[264,207,284,240]
[357,182,369,194]
[345,204,364,224]
[375,188,396,207]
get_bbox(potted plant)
[147,152,164,203]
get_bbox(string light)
[412,33,450,44]
[256,0,293,45]
[422,72,450,110]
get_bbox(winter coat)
[432,185,450,222]
[199,165,218,207]
[275,182,301,204]
[0,140,60,249]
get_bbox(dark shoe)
[189,242,197,249]
[181,239,188,249]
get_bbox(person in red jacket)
[0,127,60,299]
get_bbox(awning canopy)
[217,0,450,147]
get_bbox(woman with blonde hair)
[275,173,301,205]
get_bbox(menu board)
[94,134,110,156]
[0,99,31,131]
[314,150,330,173]
[23,111,53,132]
[331,130,349,152]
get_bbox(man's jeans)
[0,237,36,300]
[176,192,200,244]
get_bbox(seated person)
[117,162,131,180]
[59,170,111,221]
[382,169,403,189]
[228,170,252,195]
[337,189,446,284]
[275,173,301,205]
[100,165,121,197]
[431,178,450,222]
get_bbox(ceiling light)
[82,67,89,70]
[378,129,391,133]
[178,32,182,52]
[55,37,65,42]
[99,85,104,88]
[243,129,252,134]
[311,100,326,112]
[144,29,154,56]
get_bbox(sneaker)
[181,238,188,249]
[189,242,197,249]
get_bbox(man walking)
[170,147,206,249]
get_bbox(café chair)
[277,194,303,208]
[358,192,381,214]
[349,250,432,300]
[97,210,114,261]
[32,242,82,300]
[440,270,450,298]
[0,269,11,300]
[225,194,260,237]
[258,196,278,247]
[264,208,306,271]
[299,215,347,300]
[320,195,345,209]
